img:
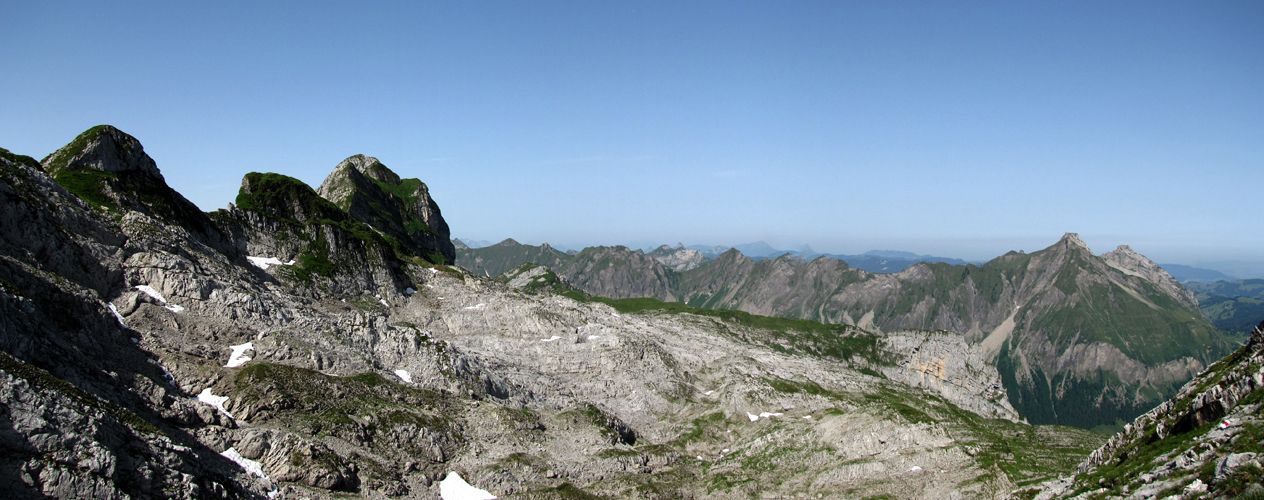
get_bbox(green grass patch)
[0,146,41,170]
[560,290,890,365]
[230,363,459,455]
[53,168,117,210]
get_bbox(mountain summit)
[316,154,454,264]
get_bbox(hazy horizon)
[4,2,1260,268]
[454,234,1264,279]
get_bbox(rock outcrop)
[880,331,1020,422]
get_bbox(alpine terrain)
[0,126,1122,499]
[456,237,1237,430]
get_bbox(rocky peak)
[497,238,521,247]
[648,245,705,272]
[41,125,162,180]
[38,125,230,252]
[452,238,470,249]
[235,172,347,224]
[1101,244,1198,309]
[315,155,454,264]
[336,154,400,185]
[1056,232,1092,254]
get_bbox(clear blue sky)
[3,1,1261,266]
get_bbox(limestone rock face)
[317,154,455,264]
[880,331,1020,421]
[218,171,413,297]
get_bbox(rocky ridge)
[0,126,1107,499]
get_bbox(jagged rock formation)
[0,126,1110,499]
[39,125,234,255]
[216,171,413,297]
[316,154,454,264]
[1019,321,1264,499]
[456,234,1233,430]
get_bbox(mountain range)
[2,125,1259,499]
[456,237,1238,430]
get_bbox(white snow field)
[197,388,233,418]
[439,471,496,500]
[225,342,254,368]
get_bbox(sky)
[2,1,1262,269]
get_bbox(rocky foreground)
[0,127,1110,499]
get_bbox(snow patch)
[429,268,438,274]
[612,312,620,317]
[759,412,784,419]
[222,447,279,497]
[463,303,486,310]
[107,303,127,327]
[405,287,416,295]
[704,391,714,395]
[909,466,922,472]
[394,369,412,383]
[541,336,562,342]
[380,299,390,307]
[747,413,759,422]
[587,335,601,340]
[222,447,268,478]
[439,472,496,500]
[134,285,184,313]
[225,342,254,368]
[197,388,233,418]
[246,256,293,270]
[804,415,812,419]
